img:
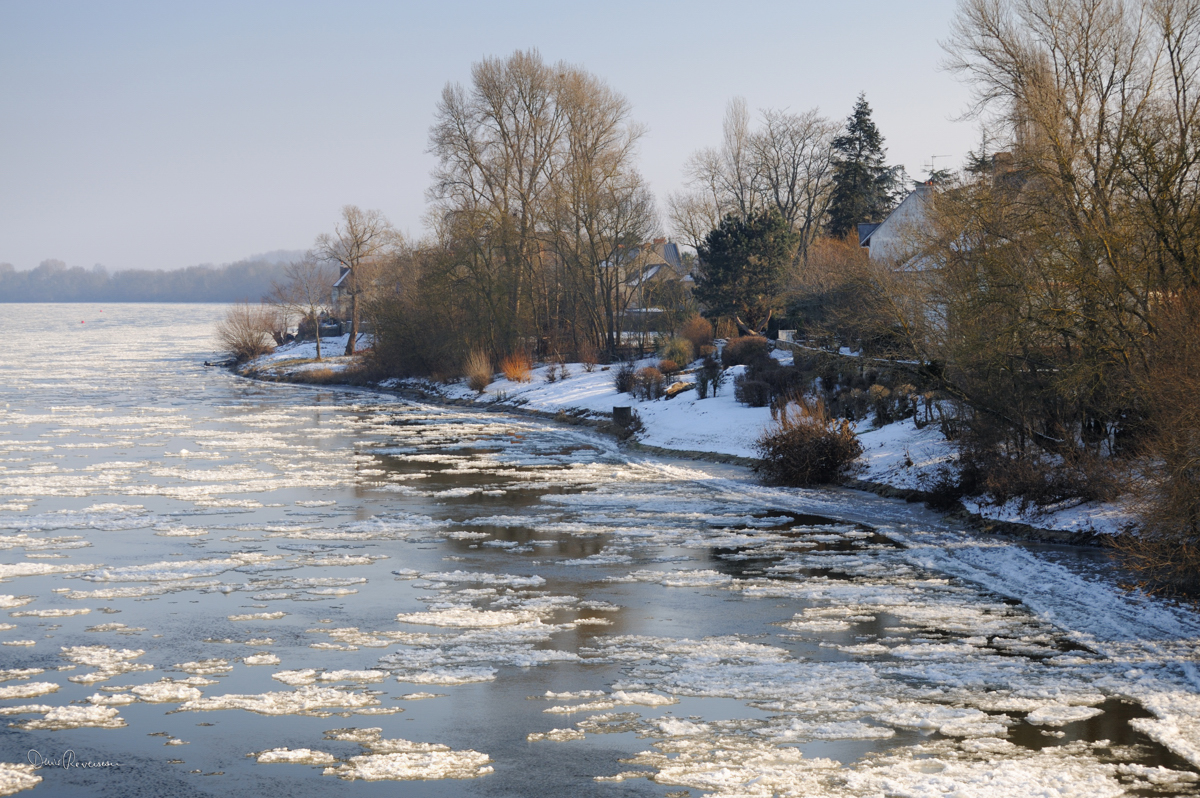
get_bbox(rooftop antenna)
[924,155,951,181]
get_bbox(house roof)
[857,223,882,247]
[860,184,933,263]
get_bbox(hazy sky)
[0,0,979,272]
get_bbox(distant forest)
[0,252,303,302]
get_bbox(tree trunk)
[345,275,359,356]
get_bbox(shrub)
[465,349,492,393]
[722,336,771,368]
[659,358,680,375]
[216,301,277,363]
[868,384,893,425]
[501,352,532,383]
[695,355,724,399]
[681,314,714,352]
[734,374,771,407]
[756,395,862,485]
[633,367,665,400]
[613,361,636,393]
[658,336,694,368]
[578,339,598,373]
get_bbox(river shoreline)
[233,350,1112,548]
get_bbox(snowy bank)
[398,354,1135,539]
[243,345,1135,540]
[238,334,370,378]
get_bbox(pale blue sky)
[0,0,977,271]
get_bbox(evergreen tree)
[826,94,902,239]
[695,211,799,333]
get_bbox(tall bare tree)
[427,49,657,358]
[548,67,658,353]
[669,99,836,264]
[315,205,396,355]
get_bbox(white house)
[857,182,935,268]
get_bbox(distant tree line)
[0,255,301,302]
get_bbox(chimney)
[653,237,666,245]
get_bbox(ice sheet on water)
[9,608,89,617]
[323,749,493,781]
[180,686,380,715]
[419,570,546,588]
[255,748,338,765]
[244,653,280,666]
[0,503,159,533]
[1025,704,1105,726]
[527,728,585,742]
[0,562,97,579]
[0,533,88,551]
[395,608,547,627]
[0,683,59,700]
[14,705,125,730]
[174,659,232,676]
[130,680,203,703]
[60,645,151,683]
[81,553,282,582]
[0,742,52,791]
[229,612,287,621]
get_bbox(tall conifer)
[826,94,901,239]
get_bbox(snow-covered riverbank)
[243,342,1136,539]
[408,360,1133,539]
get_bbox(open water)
[0,303,1197,797]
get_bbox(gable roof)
[860,183,933,263]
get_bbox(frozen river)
[2,304,1200,797]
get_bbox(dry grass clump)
[465,349,493,393]
[301,367,338,384]
[681,314,714,352]
[577,339,598,373]
[756,395,862,485]
[501,352,532,383]
[658,336,694,368]
[216,301,276,363]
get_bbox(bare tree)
[315,205,396,355]
[668,98,836,263]
[429,50,565,355]
[271,254,334,360]
[428,49,657,358]
[548,67,658,353]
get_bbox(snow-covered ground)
[240,334,370,377]
[378,352,1137,538]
